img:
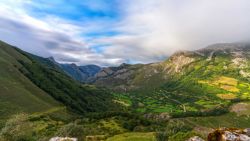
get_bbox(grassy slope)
[0,41,120,115]
[106,132,156,141]
[17,50,120,114]
[0,41,122,140]
[0,41,63,128]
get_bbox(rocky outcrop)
[144,113,170,121]
[165,51,195,73]
[208,128,250,141]
[188,128,250,141]
[49,137,77,141]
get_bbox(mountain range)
[1,40,250,141]
[31,42,250,115]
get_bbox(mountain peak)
[47,56,56,62]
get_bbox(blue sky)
[27,0,121,21]
[0,0,250,66]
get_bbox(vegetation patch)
[215,76,238,86]
[216,93,237,100]
[220,85,239,92]
[106,132,156,141]
[230,102,250,116]
[198,76,239,92]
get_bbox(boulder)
[244,128,250,136]
[208,128,250,141]
[49,137,77,141]
[187,136,205,141]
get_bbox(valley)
[1,41,250,141]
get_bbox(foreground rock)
[208,128,250,141]
[49,137,77,141]
[187,136,205,141]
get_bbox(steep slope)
[93,63,145,91]
[60,63,101,82]
[0,41,61,119]
[0,41,122,141]
[0,41,120,117]
[18,51,119,114]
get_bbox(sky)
[0,0,250,66]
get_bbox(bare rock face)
[167,53,195,73]
[187,136,205,141]
[208,128,250,141]
[95,68,114,77]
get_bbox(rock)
[143,113,170,121]
[187,136,204,141]
[222,131,238,141]
[208,128,250,141]
[244,128,250,136]
[49,137,77,141]
[239,134,250,141]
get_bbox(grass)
[220,85,239,92]
[215,76,238,86]
[198,76,239,92]
[216,93,237,100]
[179,113,250,128]
[113,93,132,107]
[99,119,127,133]
[106,132,156,141]
[0,43,61,122]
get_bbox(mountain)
[0,41,120,119]
[0,40,125,141]
[91,43,250,114]
[1,40,250,141]
[93,43,250,91]
[59,63,101,82]
[0,41,61,121]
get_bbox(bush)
[56,123,84,140]
[168,131,199,141]
[0,114,36,141]
[155,121,193,141]
[155,131,169,141]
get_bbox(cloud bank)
[0,0,250,66]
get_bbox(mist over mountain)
[1,0,250,141]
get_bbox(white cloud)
[97,0,250,63]
[0,0,124,66]
[0,0,250,66]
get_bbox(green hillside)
[0,41,123,140]
[0,41,61,121]
[0,41,121,115]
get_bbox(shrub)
[56,123,84,140]
[0,113,35,141]
[155,131,169,141]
